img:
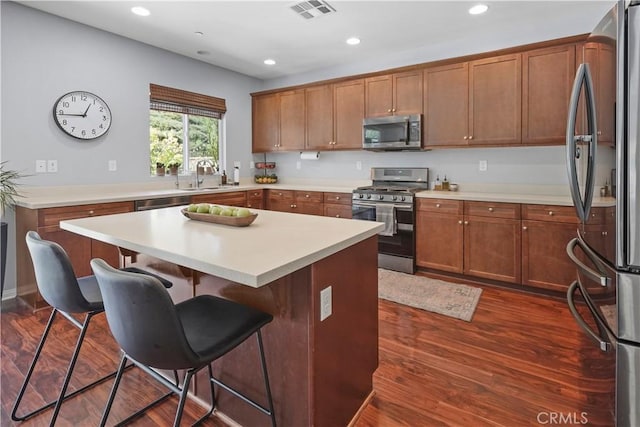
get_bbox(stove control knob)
[366,194,372,199]
[378,194,384,200]
[401,196,406,202]
[392,195,398,201]
[359,193,364,199]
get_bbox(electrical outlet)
[479,160,488,172]
[35,160,46,173]
[356,161,362,170]
[320,286,332,321]
[47,160,58,173]
[108,160,117,171]
[296,161,301,170]
[233,161,241,168]
[249,161,255,169]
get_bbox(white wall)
[0,2,261,297]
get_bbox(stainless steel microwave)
[362,114,422,151]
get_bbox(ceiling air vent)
[290,0,336,20]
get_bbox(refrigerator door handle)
[567,281,611,352]
[566,237,611,287]
[566,63,598,222]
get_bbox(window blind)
[149,83,226,119]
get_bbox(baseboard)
[348,390,375,427]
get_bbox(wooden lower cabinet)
[266,190,325,216]
[416,199,464,273]
[15,201,134,309]
[246,189,264,209]
[192,191,247,207]
[323,192,352,219]
[266,189,294,213]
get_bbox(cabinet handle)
[335,214,341,218]
[488,207,494,212]
[392,108,396,113]
[597,131,602,135]
[523,226,528,230]
[602,231,608,236]
[88,210,95,215]
[463,136,468,140]
[458,220,463,224]
[464,220,469,225]
[305,194,310,198]
[548,211,554,216]
[335,196,340,200]
[278,192,282,196]
[387,109,392,113]
[436,203,441,208]
[469,136,473,140]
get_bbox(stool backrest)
[25,231,91,313]
[90,258,199,370]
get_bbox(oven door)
[352,201,414,258]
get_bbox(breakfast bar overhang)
[60,206,383,426]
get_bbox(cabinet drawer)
[324,204,352,219]
[464,201,520,219]
[294,191,323,203]
[192,191,247,207]
[267,189,294,202]
[247,189,264,199]
[522,204,580,223]
[323,192,351,205]
[417,198,463,215]
[38,201,134,229]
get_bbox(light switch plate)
[356,161,362,170]
[47,160,58,173]
[479,160,488,172]
[108,160,117,171]
[35,160,46,173]
[320,286,332,321]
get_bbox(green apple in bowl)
[235,208,251,217]
[187,204,198,213]
[196,203,210,213]
[220,208,234,216]
[209,205,222,215]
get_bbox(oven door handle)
[567,281,612,352]
[566,237,611,287]
[352,201,413,211]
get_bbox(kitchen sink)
[177,186,219,191]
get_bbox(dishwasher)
[133,195,191,211]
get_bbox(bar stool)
[90,258,277,427]
[11,231,172,425]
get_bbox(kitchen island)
[60,207,384,427]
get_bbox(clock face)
[53,91,112,140]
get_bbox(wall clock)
[53,91,112,140]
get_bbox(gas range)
[352,168,430,205]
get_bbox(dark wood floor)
[1,282,614,426]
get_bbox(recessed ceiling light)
[131,6,150,17]
[468,4,489,15]
[194,31,204,36]
[197,50,210,55]
[346,37,361,46]
[264,59,276,66]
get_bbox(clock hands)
[59,103,91,118]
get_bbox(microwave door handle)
[567,281,612,352]
[566,237,611,287]
[403,119,409,144]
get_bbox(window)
[149,84,226,175]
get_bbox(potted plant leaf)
[1,161,25,297]
[155,162,166,176]
[167,162,181,176]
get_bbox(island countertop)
[60,206,384,287]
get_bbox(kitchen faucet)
[195,159,216,188]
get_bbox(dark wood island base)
[127,236,379,427]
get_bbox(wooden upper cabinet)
[423,62,469,147]
[306,84,334,150]
[578,41,615,145]
[365,71,422,117]
[522,44,576,145]
[469,53,522,145]
[279,89,305,151]
[252,93,279,153]
[333,79,365,150]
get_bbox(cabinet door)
[334,79,365,149]
[364,75,393,117]
[38,228,93,277]
[279,90,306,151]
[522,44,576,145]
[266,190,294,212]
[392,70,423,115]
[246,190,264,209]
[416,211,464,273]
[521,220,577,292]
[469,54,522,145]
[423,62,469,147]
[252,93,279,152]
[464,216,521,284]
[306,85,334,150]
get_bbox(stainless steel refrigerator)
[565,1,640,426]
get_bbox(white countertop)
[60,206,384,288]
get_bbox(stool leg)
[257,330,276,427]
[173,369,195,427]
[11,308,59,421]
[100,352,128,427]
